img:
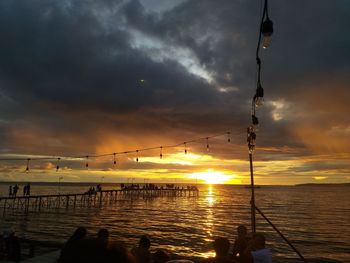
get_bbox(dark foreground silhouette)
[56,226,271,263]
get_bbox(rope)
[255,206,309,263]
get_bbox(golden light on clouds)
[313,176,328,180]
[188,169,241,184]
[269,99,290,121]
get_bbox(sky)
[0,0,349,185]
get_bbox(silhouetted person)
[3,229,21,262]
[203,238,236,263]
[97,228,109,244]
[0,235,6,260]
[243,233,271,263]
[131,235,151,263]
[232,225,250,262]
[13,184,19,197]
[26,183,31,195]
[23,185,27,196]
[249,233,272,263]
[106,241,136,263]
[9,186,12,197]
[153,249,171,263]
[59,227,87,263]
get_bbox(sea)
[0,183,349,263]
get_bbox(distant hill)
[295,183,350,187]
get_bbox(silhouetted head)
[153,249,171,263]
[237,225,247,238]
[98,228,109,241]
[106,241,135,263]
[139,235,151,249]
[213,237,230,257]
[66,238,106,263]
[252,233,266,250]
[72,227,87,240]
[3,228,15,239]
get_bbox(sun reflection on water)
[204,185,215,240]
[198,251,216,258]
[206,185,215,206]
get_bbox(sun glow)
[189,169,237,184]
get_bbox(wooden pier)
[0,188,199,214]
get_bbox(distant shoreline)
[295,183,350,186]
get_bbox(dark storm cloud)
[120,0,350,150]
[0,0,229,153]
[0,0,219,113]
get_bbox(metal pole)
[249,153,256,233]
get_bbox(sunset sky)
[0,0,349,185]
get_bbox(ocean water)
[0,183,349,262]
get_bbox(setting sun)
[189,169,239,184]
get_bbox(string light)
[56,157,60,171]
[0,131,243,172]
[254,82,264,107]
[25,158,30,172]
[247,126,256,154]
[248,0,274,153]
[261,1,273,49]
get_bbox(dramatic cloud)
[0,0,349,184]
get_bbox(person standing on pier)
[8,185,12,197]
[26,183,31,195]
[23,185,27,196]
[13,184,19,197]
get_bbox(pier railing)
[0,188,199,214]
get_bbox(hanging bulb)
[254,82,264,107]
[227,132,231,143]
[113,153,117,165]
[136,150,139,162]
[160,147,163,159]
[262,18,273,49]
[184,143,187,154]
[252,115,259,130]
[247,126,257,153]
[85,156,89,168]
[206,137,209,151]
[25,158,30,172]
[56,158,60,171]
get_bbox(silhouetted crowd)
[57,225,271,263]
[121,184,198,191]
[8,183,31,197]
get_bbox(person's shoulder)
[201,257,216,263]
[201,258,237,263]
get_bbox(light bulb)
[261,18,273,49]
[262,36,271,49]
[254,83,264,107]
[56,158,60,171]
